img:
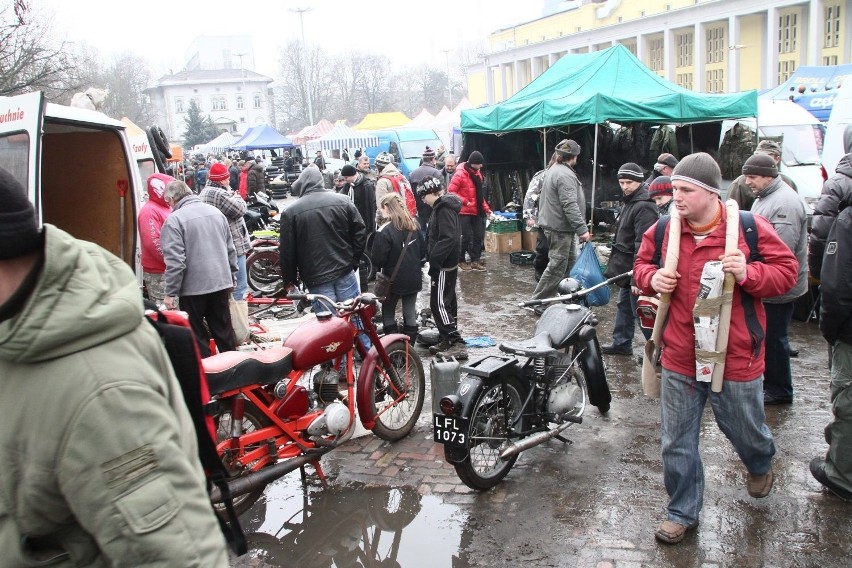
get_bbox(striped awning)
[313,122,379,151]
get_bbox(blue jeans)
[763,301,794,399]
[232,255,248,301]
[611,286,650,347]
[660,369,775,526]
[309,271,370,350]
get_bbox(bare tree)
[0,1,85,98]
[97,52,156,125]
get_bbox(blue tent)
[761,64,852,121]
[230,124,294,150]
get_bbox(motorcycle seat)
[203,345,293,396]
[499,332,556,358]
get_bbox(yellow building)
[468,0,851,105]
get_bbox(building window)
[706,69,725,92]
[706,25,725,64]
[236,96,244,110]
[825,4,841,48]
[175,98,184,113]
[824,55,839,66]
[222,49,232,69]
[212,96,227,111]
[778,59,797,83]
[192,97,202,111]
[676,73,693,90]
[778,13,798,53]
[253,93,262,109]
[677,31,693,67]
[649,38,664,72]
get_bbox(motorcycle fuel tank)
[283,315,354,370]
[535,304,590,349]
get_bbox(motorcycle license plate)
[433,414,469,448]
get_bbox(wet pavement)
[232,202,849,567]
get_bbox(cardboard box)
[522,229,537,252]
[485,231,523,254]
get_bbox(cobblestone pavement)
[233,236,849,567]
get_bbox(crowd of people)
[2,127,852,560]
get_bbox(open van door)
[0,91,45,220]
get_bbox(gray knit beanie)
[617,162,644,183]
[0,166,43,260]
[671,152,722,195]
[742,154,778,178]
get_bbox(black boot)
[383,323,399,335]
[403,325,419,344]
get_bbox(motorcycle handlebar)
[285,292,380,312]
[518,271,633,308]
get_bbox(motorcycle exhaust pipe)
[210,449,332,503]
[499,415,582,460]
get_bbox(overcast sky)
[38,0,544,78]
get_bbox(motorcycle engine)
[314,366,341,404]
[547,380,582,416]
[306,402,351,437]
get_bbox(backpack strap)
[146,312,248,555]
[651,215,670,268]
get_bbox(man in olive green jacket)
[0,167,228,566]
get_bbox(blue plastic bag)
[569,243,610,306]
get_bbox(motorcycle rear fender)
[441,374,486,464]
[356,333,410,429]
[577,331,612,411]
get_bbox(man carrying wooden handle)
[633,152,799,545]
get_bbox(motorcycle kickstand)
[554,434,573,445]
[298,460,329,487]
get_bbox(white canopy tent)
[307,122,380,154]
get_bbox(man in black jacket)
[600,162,659,356]
[279,166,366,309]
[418,177,468,360]
[341,164,377,291]
[812,199,852,501]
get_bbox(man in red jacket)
[138,173,175,306]
[448,150,492,271]
[633,153,798,545]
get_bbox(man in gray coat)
[161,180,237,356]
[746,153,808,404]
[531,139,590,300]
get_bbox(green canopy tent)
[462,44,758,225]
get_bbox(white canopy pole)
[590,124,599,235]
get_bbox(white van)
[822,78,852,178]
[721,98,825,215]
[0,91,142,268]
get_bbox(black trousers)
[430,269,462,343]
[459,215,486,262]
[180,289,236,357]
[534,227,550,280]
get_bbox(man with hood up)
[0,167,228,565]
[279,165,367,305]
[138,172,175,306]
[810,152,852,279]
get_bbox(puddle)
[236,476,471,567]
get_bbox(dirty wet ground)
[232,220,849,567]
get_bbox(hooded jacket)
[375,163,416,223]
[605,183,658,287]
[426,193,462,272]
[634,206,798,381]
[138,173,173,273]
[0,225,228,566]
[279,167,367,288]
[448,162,492,217]
[246,161,265,196]
[340,173,377,233]
[750,177,808,303]
[809,153,852,279]
[819,204,852,345]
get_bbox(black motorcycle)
[434,275,624,490]
[244,190,278,233]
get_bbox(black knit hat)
[340,164,357,177]
[671,152,722,195]
[648,176,673,198]
[468,151,484,165]
[416,176,444,198]
[617,162,644,183]
[0,166,42,260]
[742,153,778,178]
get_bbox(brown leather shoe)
[654,520,698,544]
[458,262,471,271]
[747,467,774,498]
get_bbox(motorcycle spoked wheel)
[213,400,272,517]
[368,340,425,442]
[247,250,283,292]
[451,377,524,491]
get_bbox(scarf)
[466,163,486,217]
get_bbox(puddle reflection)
[239,476,470,567]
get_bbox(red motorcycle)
[204,291,425,515]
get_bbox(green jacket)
[0,225,227,567]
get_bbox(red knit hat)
[208,162,229,182]
[648,176,673,198]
